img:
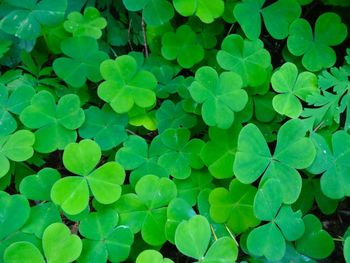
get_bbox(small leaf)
[43,223,82,263]
[4,242,44,263]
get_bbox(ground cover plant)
[1,0,350,262]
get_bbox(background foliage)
[0,0,350,262]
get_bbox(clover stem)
[141,14,149,58]
[210,224,218,241]
[224,224,239,247]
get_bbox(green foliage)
[0,1,349,262]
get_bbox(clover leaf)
[0,191,30,240]
[200,124,241,179]
[0,83,35,136]
[0,0,67,40]
[53,36,108,87]
[209,179,260,233]
[51,139,126,215]
[98,55,157,114]
[309,131,350,199]
[43,223,82,263]
[287,12,348,71]
[115,135,168,186]
[122,0,174,26]
[247,179,305,261]
[136,250,174,263]
[295,214,334,259]
[19,168,61,201]
[155,128,205,179]
[20,91,85,153]
[156,100,197,133]
[161,25,204,69]
[217,34,271,87]
[0,130,35,178]
[173,0,224,23]
[4,242,44,263]
[175,215,238,262]
[233,119,316,203]
[233,0,301,40]
[78,209,134,262]
[79,105,128,151]
[21,202,61,238]
[271,62,319,118]
[64,7,107,39]
[189,66,248,129]
[345,234,350,263]
[165,198,196,243]
[114,175,177,246]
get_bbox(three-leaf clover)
[155,128,205,179]
[287,12,348,71]
[209,179,260,233]
[122,0,174,26]
[233,119,316,203]
[98,55,157,114]
[175,215,238,262]
[53,36,108,87]
[271,62,319,118]
[20,91,85,153]
[217,34,271,87]
[0,83,35,136]
[78,209,134,262]
[161,25,204,69]
[51,139,126,215]
[156,100,197,133]
[233,0,301,40]
[64,7,107,39]
[247,179,305,261]
[114,175,177,246]
[0,130,35,178]
[0,0,67,40]
[115,135,168,186]
[173,0,225,23]
[136,250,174,263]
[78,104,128,151]
[189,66,248,129]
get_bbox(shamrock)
[209,179,260,233]
[64,7,107,39]
[247,179,305,261]
[217,34,271,87]
[0,0,67,40]
[233,0,301,40]
[271,62,319,118]
[79,105,128,151]
[156,100,197,133]
[115,135,168,186]
[161,25,204,69]
[114,175,177,246]
[98,55,157,114]
[51,139,126,215]
[78,209,134,262]
[233,119,316,203]
[20,91,85,153]
[53,36,108,87]
[154,128,205,179]
[189,66,248,129]
[136,250,174,263]
[173,0,225,23]
[0,83,35,136]
[287,12,348,71]
[0,130,35,178]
